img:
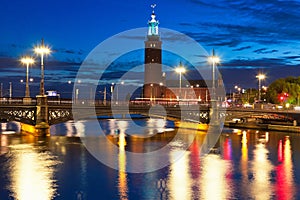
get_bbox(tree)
[266,76,300,104]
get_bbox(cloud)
[232,46,252,51]
[54,48,86,55]
[253,48,278,54]
[0,57,19,68]
[189,0,225,9]
[183,0,300,49]
[283,55,300,60]
[221,56,298,69]
[253,48,267,53]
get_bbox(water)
[0,119,300,200]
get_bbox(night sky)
[1,0,300,97]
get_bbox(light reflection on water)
[168,150,192,200]
[118,132,128,200]
[201,154,232,199]
[250,142,273,199]
[8,143,59,200]
[0,119,300,199]
[276,136,295,200]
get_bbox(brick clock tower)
[143,5,165,99]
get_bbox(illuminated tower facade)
[144,7,164,99]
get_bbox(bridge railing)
[0,97,213,108]
[0,97,72,105]
[0,97,37,105]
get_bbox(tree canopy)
[266,76,300,104]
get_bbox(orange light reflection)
[9,144,58,200]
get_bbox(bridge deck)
[0,99,211,125]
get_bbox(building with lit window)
[143,8,165,99]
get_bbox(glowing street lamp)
[34,39,51,96]
[208,49,220,100]
[110,83,115,102]
[175,62,186,99]
[20,56,34,98]
[262,86,267,91]
[234,85,242,94]
[256,74,265,102]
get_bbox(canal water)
[0,119,300,200]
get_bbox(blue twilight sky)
[1,0,300,97]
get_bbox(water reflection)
[118,131,128,199]
[102,118,169,137]
[240,130,249,192]
[276,136,295,199]
[201,154,232,199]
[168,150,192,200]
[1,120,300,199]
[8,144,58,200]
[0,121,20,133]
[188,137,201,198]
[250,132,273,199]
[0,135,9,155]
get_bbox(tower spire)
[151,4,156,13]
[148,4,159,36]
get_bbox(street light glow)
[208,55,220,64]
[175,66,186,74]
[21,57,35,65]
[34,45,51,55]
[256,74,266,80]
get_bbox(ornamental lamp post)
[20,56,34,98]
[256,74,265,102]
[208,49,220,125]
[175,62,186,100]
[208,49,220,100]
[34,39,51,96]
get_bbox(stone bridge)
[0,98,211,136]
[226,107,300,124]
